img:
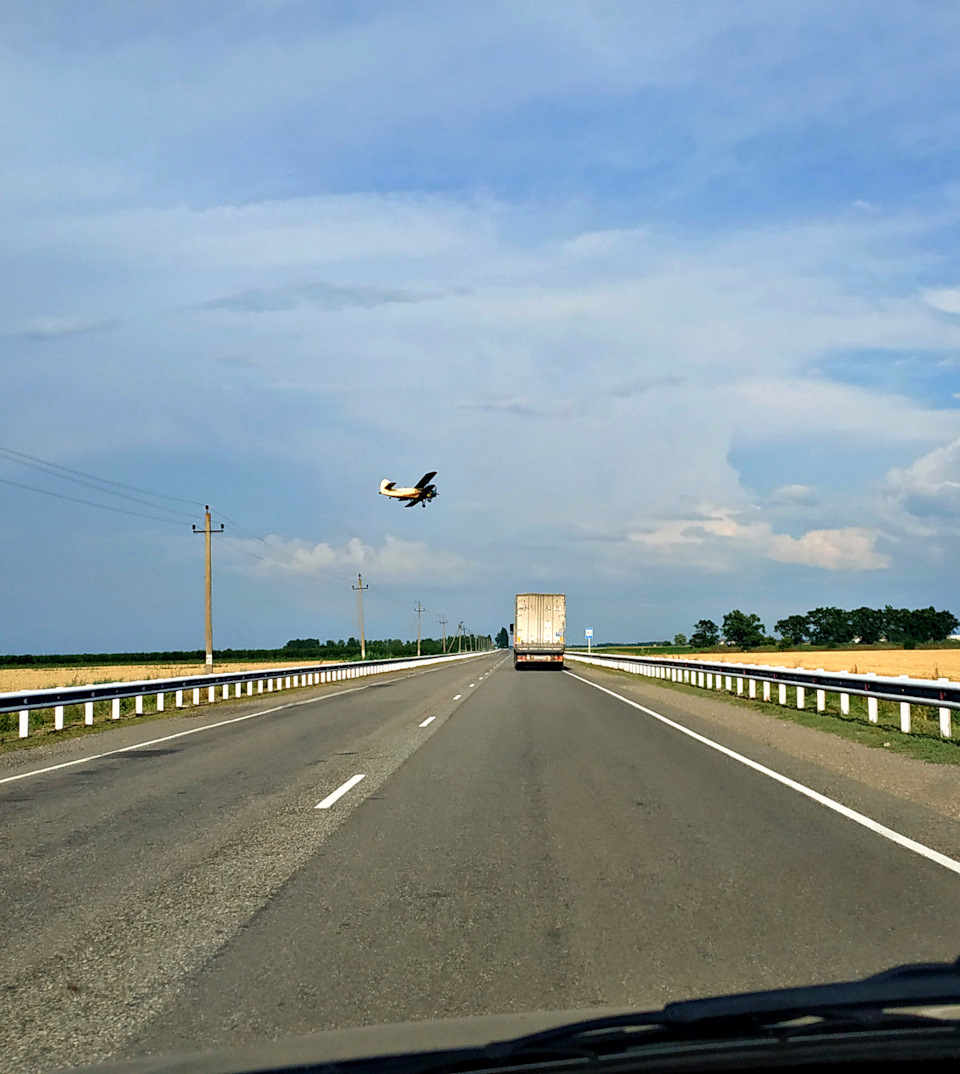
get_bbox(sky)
[4,0,960,652]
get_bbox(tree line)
[683,605,959,650]
[0,635,492,668]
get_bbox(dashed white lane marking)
[1,655,485,789]
[453,694,462,700]
[315,773,366,810]
[0,686,365,788]
[469,683,476,688]
[419,716,436,727]
[565,670,960,878]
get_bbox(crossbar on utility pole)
[192,506,224,667]
[353,573,369,660]
[414,602,424,657]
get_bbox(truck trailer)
[513,593,565,669]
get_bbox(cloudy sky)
[3,0,960,652]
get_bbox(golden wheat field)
[660,649,960,682]
[0,660,332,695]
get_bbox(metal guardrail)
[1,650,491,739]
[565,650,955,738]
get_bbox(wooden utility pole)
[353,573,369,660]
[192,506,224,667]
[438,615,448,653]
[414,601,424,657]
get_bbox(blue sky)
[4,1,960,652]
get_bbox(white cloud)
[885,436,960,523]
[922,287,960,315]
[5,315,120,339]
[768,528,890,570]
[629,508,890,571]
[231,534,472,582]
[769,484,817,504]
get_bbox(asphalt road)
[3,653,959,1072]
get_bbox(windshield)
[2,4,960,1073]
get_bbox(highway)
[2,653,960,1072]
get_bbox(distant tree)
[849,607,884,645]
[885,605,960,643]
[495,627,509,648]
[806,607,854,646]
[689,619,719,647]
[932,608,960,640]
[722,610,765,649]
[881,606,909,644]
[283,638,320,652]
[673,633,687,646]
[774,614,810,645]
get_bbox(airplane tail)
[379,479,395,494]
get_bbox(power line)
[0,444,203,514]
[0,474,188,524]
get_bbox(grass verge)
[579,662,960,766]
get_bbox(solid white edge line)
[564,669,960,878]
[0,655,491,788]
[0,683,366,788]
[315,773,365,809]
[419,716,436,727]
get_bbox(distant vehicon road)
[514,593,565,669]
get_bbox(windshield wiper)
[467,956,960,1066]
[367,957,960,1074]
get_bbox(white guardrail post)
[1,649,488,742]
[562,650,960,740]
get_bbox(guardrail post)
[868,696,878,723]
[55,705,64,730]
[19,710,28,738]
[778,683,787,705]
[816,689,825,712]
[706,673,713,689]
[285,676,291,689]
[937,680,952,737]
[900,702,911,734]
[736,677,743,695]
[763,681,771,701]
[135,695,143,715]
[85,701,93,725]
[176,689,183,708]
[796,686,804,709]
[222,685,229,700]
[156,692,164,712]
[267,679,273,691]
[247,681,253,696]
[258,680,264,693]
[112,698,121,720]
[840,693,850,715]
[207,686,215,703]
[725,675,732,692]
[193,687,200,705]
[748,679,756,698]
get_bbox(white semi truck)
[513,593,566,669]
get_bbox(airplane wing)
[404,497,421,507]
[415,471,437,489]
